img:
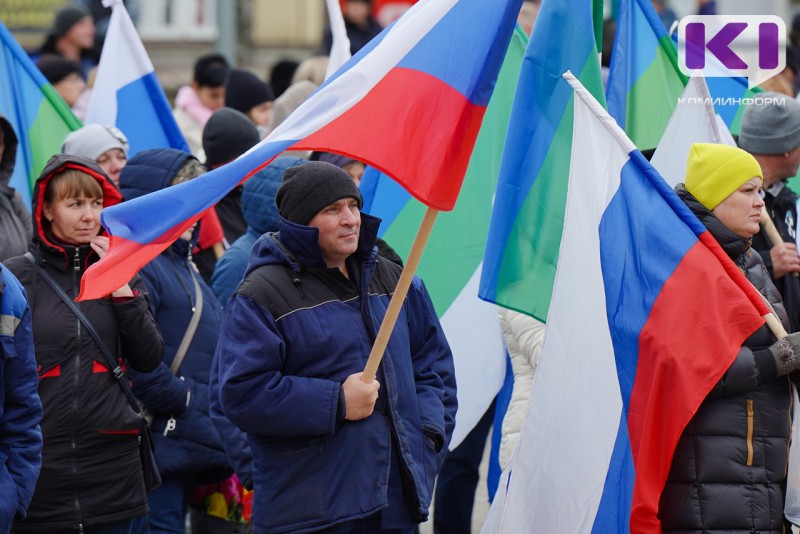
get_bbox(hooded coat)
[0,115,33,262]
[4,154,163,531]
[118,149,229,478]
[658,186,793,533]
[211,155,304,305]
[0,264,42,525]
[215,213,457,533]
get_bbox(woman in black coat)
[660,143,800,533]
[5,154,162,533]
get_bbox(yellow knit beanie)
[684,143,763,210]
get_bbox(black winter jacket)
[0,114,32,262]
[119,148,229,478]
[659,187,793,533]
[752,182,800,332]
[5,155,163,532]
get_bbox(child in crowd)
[224,68,275,139]
[172,53,229,157]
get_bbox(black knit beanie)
[225,69,275,115]
[276,161,363,225]
[202,107,260,169]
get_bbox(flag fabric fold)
[479,0,605,322]
[324,0,352,79]
[85,0,188,155]
[79,0,523,300]
[483,72,767,533]
[649,74,733,187]
[0,22,81,205]
[360,26,528,448]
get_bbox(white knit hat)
[62,124,129,161]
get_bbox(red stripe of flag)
[628,239,766,532]
[294,67,486,211]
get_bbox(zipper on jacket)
[71,253,84,524]
[358,273,424,519]
[71,351,83,522]
[746,398,754,467]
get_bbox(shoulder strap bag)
[24,253,162,492]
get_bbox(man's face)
[0,127,5,162]
[307,197,361,269]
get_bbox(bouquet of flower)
[190,473,253,523]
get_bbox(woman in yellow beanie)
[660,142,800,532]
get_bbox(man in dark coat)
[215,161,456,533]
[0,116,32,262]
[740,92,800,331]
[323,0,383,55]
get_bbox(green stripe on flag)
[494,51,605,322]
[28,84,82,192]
[593,0,604,54]
[625,38,686,150]
[494,105,574,320]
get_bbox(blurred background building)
[1,0,328,93]
[2,0,800,95]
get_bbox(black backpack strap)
[23,253,142,413]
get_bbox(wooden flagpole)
[760,206,783,246]
[760,206,799,279]
[763,311,788,340]
[754,276,788,340]
[362,206,439,382]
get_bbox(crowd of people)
[4,0,800,533]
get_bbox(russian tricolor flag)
[484,73,770,533]
[79,0,523,300]
[85,0,188,155]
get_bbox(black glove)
[769,333,800,376]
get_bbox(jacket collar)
[276,212,381,271]
[676,184,751,260]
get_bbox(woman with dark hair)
[5,154,162,533]
[33,5,97,79]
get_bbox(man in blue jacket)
[215,161,457,533]
[0,264,42,531]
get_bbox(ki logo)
[677,16,786,89]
